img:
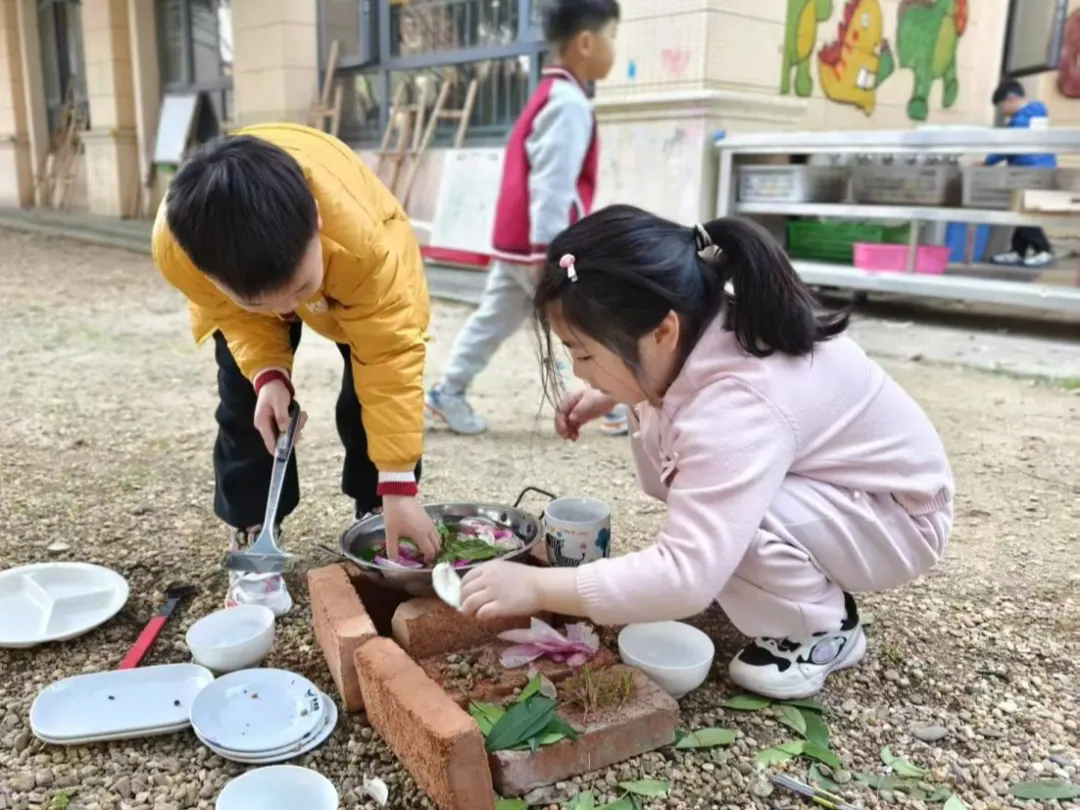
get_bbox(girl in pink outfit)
[459,205,954,699]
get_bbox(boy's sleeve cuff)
[377,471,418,497]
[253,368,294,398]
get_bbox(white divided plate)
[30,664,214,741]
[202,694,338,765]
[190,669,324,754]
[0,562,130,648]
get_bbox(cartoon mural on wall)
[1057,9,1080,99]
[780,0,968,120]
[781,0,834,97]
[894,0,968,121]
[817,0,895,115]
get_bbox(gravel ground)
[1,227,1078,810]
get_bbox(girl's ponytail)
[700,217,849,358]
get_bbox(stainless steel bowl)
[330,487,553,597]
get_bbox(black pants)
[1012,227,1052,256]
[212,321,422,528]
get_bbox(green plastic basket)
[787,220,912,264]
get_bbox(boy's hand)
[253,379,306,454]
[382,495,440,562]
[555,389,619,441]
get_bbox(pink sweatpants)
[718,475,952,639]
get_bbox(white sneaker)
[426,385,487,435]
[728,594,866,699]
[226,527,293,617]
[1022,250,1055,268]
[991,250,1023,265]
[600,405,629,437]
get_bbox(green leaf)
[485,696,556,752]
[494,799,527,810]
[808,763,840,791]
[674,727,737,749]
[783,699,827,713]
[881,746,926,778]
[778,740,807,755]
[540,716,579,742]
[927,786,954,803]
[619,779,670,797]
[800,709,831,748]
[778,705,808,736]
[567,793,596,810]
[755,746,797,768]
[1010,781,1080,801]
[724,694,773,711]
[517,673,543,703]
[943,796,968,810]
[803,743,842,769]
[469,702,505,735]
[598,798,637,810]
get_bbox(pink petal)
[566,651,591,667]
[374,556,424,570]
[500,644,546,668]
[564,623,600,654]
[497,617,566,646]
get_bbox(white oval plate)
[201,694,338,765]
[35,722,191,746]
[0,562,129,648]
[30,664,214,740]
[190,669,324,754]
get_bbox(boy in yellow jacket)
[153,123,437,615]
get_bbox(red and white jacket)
[491,67,599,264]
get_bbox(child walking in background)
[458,205,954,699]
[987,79,1057,268]
[426,0,626,436]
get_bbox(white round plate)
[215,765,339,810]
[0,562,129,648]
[194,690,327,756]
[203,694,338,765]
[190,669,324,754]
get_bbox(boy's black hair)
[992,79,1026,105]
[533,205,849,404]
[166,135,318,300]
[541,0,620,49]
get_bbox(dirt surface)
[0,226,1078,810]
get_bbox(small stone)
[11,731,29,752]
[47,542,71,553]
[997,699,1018,713]
[914,726,949,743]
[880,789,896,803]
[841,699,858,713]
[10,775,34,793]
[750,780,774,798]
[33,771,52,788]
[115,777,132,798]
[1050,754,1075,768]
[833,770,853,785]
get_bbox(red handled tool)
[117,583,196,670]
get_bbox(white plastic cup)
[543,497,612,567]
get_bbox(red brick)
[421,642,620,708]
[309,564,378,712]
[489,667,680,797]
[392,597,547,658]
[356,637,495,810]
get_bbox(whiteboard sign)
[154,92,201,165]
[430,149,504,255]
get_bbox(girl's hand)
[555,389,618,441]
[460,561,542,620]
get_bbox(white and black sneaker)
[728,593,867,699]
[226,525,293,617]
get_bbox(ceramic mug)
[543,497,612,567]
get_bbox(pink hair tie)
[560,253,578,282]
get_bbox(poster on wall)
[1058,9,1080,98]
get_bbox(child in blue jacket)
[986,80,1056,268]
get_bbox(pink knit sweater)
[575,316,954,625]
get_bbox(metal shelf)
[714,129,1080,315]
[792,261,1080,313]
[734,201,1080,228]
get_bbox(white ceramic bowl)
[618,621,715,699]
[186,605,275,673]
[215,765,338,810]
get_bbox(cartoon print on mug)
[595,527,611,558]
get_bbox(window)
[320,0,547,145]
[157,0,234,126]
[1001,0,1069,78]
[38,0,88,136]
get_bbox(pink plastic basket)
[852,243,950,275]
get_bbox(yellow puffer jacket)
[152,123,430,472]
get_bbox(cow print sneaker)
[728,593,866,699]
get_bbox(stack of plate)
[190,669,338,764]
[30,664,214,744]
